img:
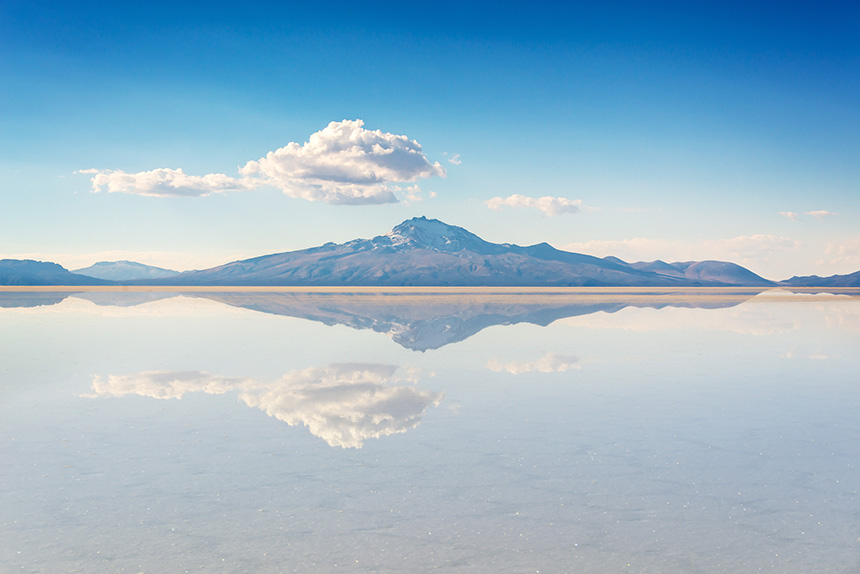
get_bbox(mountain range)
[2,217,858,287]
[782,270,860,288]
[0,259,110,286]
[141,217,774,287]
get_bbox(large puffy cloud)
[79,120,445,205]
[79,168,253,197]
[240,364,443,449]
[486,194,582,216]
[240,119,446,205]
[86,363,444,449]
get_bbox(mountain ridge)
[3,217,853,287]
[136,216,774,287]
[781,270,860,288]
[0,259,111,286]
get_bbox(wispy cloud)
[818,238,860,269]
[806,210,838,221]
[487,353,580,374]
[78,168,252,197]
[779,210,839,222]
[79,120,445,205]
[486,194,582,216]
[446,153,461,165]
[716,234,800,258]
[561,234,799,268]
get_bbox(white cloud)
[447,153,461,165]
[806,210,838,221]
[716,234,800,258]
[779,211,799,222]
[486,194,583,216]
[239,119,446,205]
[88,370,254,399]
[86,363,444,449]
[487,353,580,375]
[79,120,445,205]
[818,238,860,269]
[79,168,252,197]
[241,364,442,449]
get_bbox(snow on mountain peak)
[382,216,484,251]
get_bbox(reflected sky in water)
[1,290,859,572]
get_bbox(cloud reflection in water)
[88,364,443,448]
[487,353,581,374]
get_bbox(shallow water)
[2,290,859,573]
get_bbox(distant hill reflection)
[86,364,443,448]
[0,289,790,350]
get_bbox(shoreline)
[2,285,859,295]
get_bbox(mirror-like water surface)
[2,289,859,573]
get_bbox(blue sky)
[2,1,858,279]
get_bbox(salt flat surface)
[2,291,859,573]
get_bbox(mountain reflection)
[3,288,840,350]
[192,291,761,351]
[88,364,443,448]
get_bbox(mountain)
[74,260,179,281]
[782,270,860,288]
[141,217,775,287]
[0,259,110,286]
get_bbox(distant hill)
[140,217,775,287]
[0,259,111,286]
[74,260,179,281]
[629,259,774,286]
[782,270,860,288]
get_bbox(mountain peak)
[382,216,486,251]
